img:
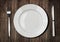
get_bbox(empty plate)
[13,4,48,38]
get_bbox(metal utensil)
[7,11,11,37]
[52,5,55,37]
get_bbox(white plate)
[13,4,48,38]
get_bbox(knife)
[52,5,55,37]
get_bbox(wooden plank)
[51,0,60,42]
[0,0,8,42]
[54,1,60,42]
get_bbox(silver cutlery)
[7,11,11,37]
[52,5,55,37]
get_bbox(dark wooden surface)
[0,0,60,42]
[51,0,60,42]
[0,0,8,42]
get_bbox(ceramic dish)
[13,4,48,38]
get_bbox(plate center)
[19,10,42,33]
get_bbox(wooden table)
[0,0,60,42]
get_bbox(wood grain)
[55,1,60,42]
[0,0,60,42]
[51,0,60,42]
[0,0,8,42]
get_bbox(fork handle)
[8,16,10,37]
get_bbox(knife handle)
[52,20,55,37]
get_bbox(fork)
[7,11,11,37]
